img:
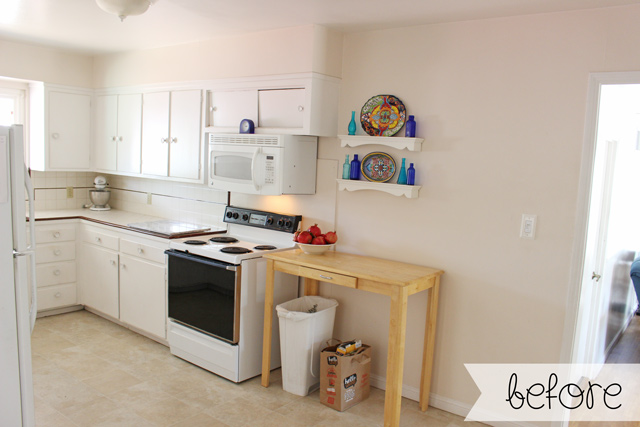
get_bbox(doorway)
[569,73,640,373]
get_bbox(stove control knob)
[277,218,284,227]
[226,211,233,218]
[232,212,239,219]
[242,214,249,221]
[266,217,274,225]
[285,220,292,228]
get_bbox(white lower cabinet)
[34,222,78,312]
[78,224,168,341]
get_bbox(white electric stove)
[165,206,301,382]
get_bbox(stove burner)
[210,236,239,243]
[184,240,207,245]
[221,246,252,254]
[254,245,277,251]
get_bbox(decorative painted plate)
[361,152,396,182]
[360,95,406,137]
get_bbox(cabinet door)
[119,255,166,339]
[94,95,118,171]
[116,94,142,174]
[141,91,170,177]
[258,88,305,128]
[208,90,257,128]
[168,90,202,180]
[79,243,119,319]
[48,91,91,170]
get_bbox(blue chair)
[630,258,640,315]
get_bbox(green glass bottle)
[397,158,407,185]
[342,155,350,179]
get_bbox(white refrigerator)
[0,124,37,426]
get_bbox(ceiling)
[0,0,639,55]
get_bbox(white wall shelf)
[338,135,424,151]
[337,179,421,198]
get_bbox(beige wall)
[327,4,640,408]
[92,25,342,88]
[0,39,93,87]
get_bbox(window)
[0,87,25,125]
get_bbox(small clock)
[239,119,255,134]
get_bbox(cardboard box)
[319,343,371,411]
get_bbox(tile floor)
[31,310,478,426]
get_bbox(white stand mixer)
[89,176,111,211]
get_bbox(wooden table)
[260,249,444,427]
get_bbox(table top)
[264,249,443,288]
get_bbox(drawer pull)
[319,275,333,280]
[53,269,61,276]
[54,292,62,298]
[137,248,144,254]
[53,232,60,238]
[95,237,102,243]
[53,249,61,256]
[110,260,116,266]
[121,263,126,269]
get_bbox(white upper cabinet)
[29,84,92,172]
[208,90,257,129]
[205,73,340,137]
[141,89,203,181]
[94,93,142,174]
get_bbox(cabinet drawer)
[35,225,76,243]
[83,228,119,251]
[298,266,357,288]
[36,261,76,288]
[120,239,166,264]
[36,242,76,264]
[38,283,77,311]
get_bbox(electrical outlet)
[66,187,74,198]
[147,193,152,204]
[520,214,537,239]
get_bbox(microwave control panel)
[223,206,301,233]
[264,155,275,184]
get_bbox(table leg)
[383,286,409,427]
[304,278,319,296]
[419,276,441,411]
[261,259,276,387]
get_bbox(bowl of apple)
[293,224,338,255]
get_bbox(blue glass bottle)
[350,154,360,180]
[397,158,407,184]
[342,155,350,179]
[405,115,416,137]
[348,111,357,135]
[407,163,415,185]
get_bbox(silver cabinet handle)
[298,105,304,112]
[53,249,61,256]
[112,136,117,142]
[161,137,168,143]
[137,248,144,254]
[53,231,60,238]
[53,269,61,276]
[110,260,116,266]
[121,263,126,269]
[96,237,102,243]
[170,137,177,143]
[51,133,60,139]
[319,275,333,280]
[54,292,62,298]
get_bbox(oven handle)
[165,249,238,271]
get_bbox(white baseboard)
[369,373,542,427]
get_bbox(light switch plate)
[520,214,537,239]
[66,187,74,198]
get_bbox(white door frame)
[561,71,640,367]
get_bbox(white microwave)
[207,134,318,195]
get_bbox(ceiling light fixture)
[95,0,157,22]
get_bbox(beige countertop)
[31,208,226,239]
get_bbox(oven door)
[166,250,241,344]
[208,143,283,195]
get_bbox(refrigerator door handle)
[24,164,37,333]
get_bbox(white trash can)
[276,296,338,396]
